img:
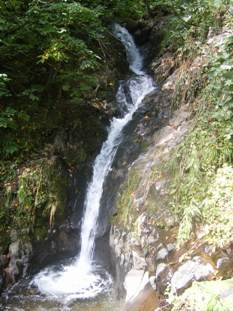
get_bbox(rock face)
[110,26,233,310]
[110,91,193,305]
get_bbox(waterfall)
[113,24,143,75]
[32,24,155,303]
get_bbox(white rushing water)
[32,23,155,304]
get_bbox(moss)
[113,157,174,233]
[172,279,233,311]
[45,159,69,224]
[201,165,233,248]
[166,95,233,247]
[0,157,70,249]
[112,167,141,230]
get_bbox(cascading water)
[32,23,156,304]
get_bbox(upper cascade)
[113,23,143,75]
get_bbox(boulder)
[171,256,215,294]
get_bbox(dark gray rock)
[0,255,8,268]
[5,239,33,285]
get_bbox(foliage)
[113,167,141,229]
[0,73,11,98]
[202,165,233,248]
[172,279,233,311]
[208,35,233,123]
[0,0,149,254]
[151,0,231,56]
[0,159,69,246]
[0,0,148,160]
[168,31,233,247]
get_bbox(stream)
[1,24,156,311]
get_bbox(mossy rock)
[172,279,233,311]
[0,156,70,247]
[112,167,141,230]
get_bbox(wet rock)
[57,230,75,252]
[6,239,33,285]
[31,224,81,272]
[134,25,152,45]
[171,256,215,294]
[110,227,133,297]
[8,241,20,278]
[136,213,147,234]
[9,241,20,258]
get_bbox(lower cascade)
[32,23,156,303]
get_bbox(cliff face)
[110,20,233,310]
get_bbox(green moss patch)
[112,167,141,230]
[172,279,233,311]
[0,158,69,247]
